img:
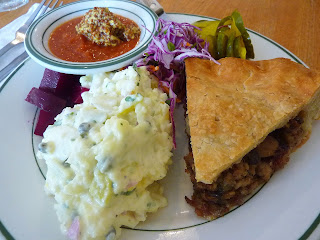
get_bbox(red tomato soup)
[48,16,140,62]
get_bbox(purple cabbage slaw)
[135,18,219,148]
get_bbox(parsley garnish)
[125,96,135,102]
[167,41,175,51]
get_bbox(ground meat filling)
[185,113,306,220]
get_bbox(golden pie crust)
[185,57,320,184]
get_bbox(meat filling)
[185,112,307,220]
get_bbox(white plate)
[1,13,320,240]
[24,0,157,74]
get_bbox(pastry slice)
[184,57,320,219]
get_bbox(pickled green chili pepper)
[193,20,219,58]
[205,35,218,59]
[231,10,254,59]
[194,20,219,37]
[192,10,254,60]
[216,27,229,59]
[226,31,236,57]
[234,35,247,59]
[211,35,218,59]
[217,16,233,29]
[193,20,215,29]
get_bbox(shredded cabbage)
[135,18,219,148]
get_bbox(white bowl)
[24,0,157,74]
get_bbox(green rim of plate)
[25,0,157,69]
[1,12,319,240]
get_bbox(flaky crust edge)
[185,57,320,184]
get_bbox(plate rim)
[1,12,319,240]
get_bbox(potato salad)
[37,66,173,240]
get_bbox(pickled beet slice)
[71,86,89,104]
[39,69,80,100]
[34,110,56,136]
[25,87,66,115]
[26,69,85,136]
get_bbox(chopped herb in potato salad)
[37,66,173,240]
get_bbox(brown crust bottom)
[185,113,306,220]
